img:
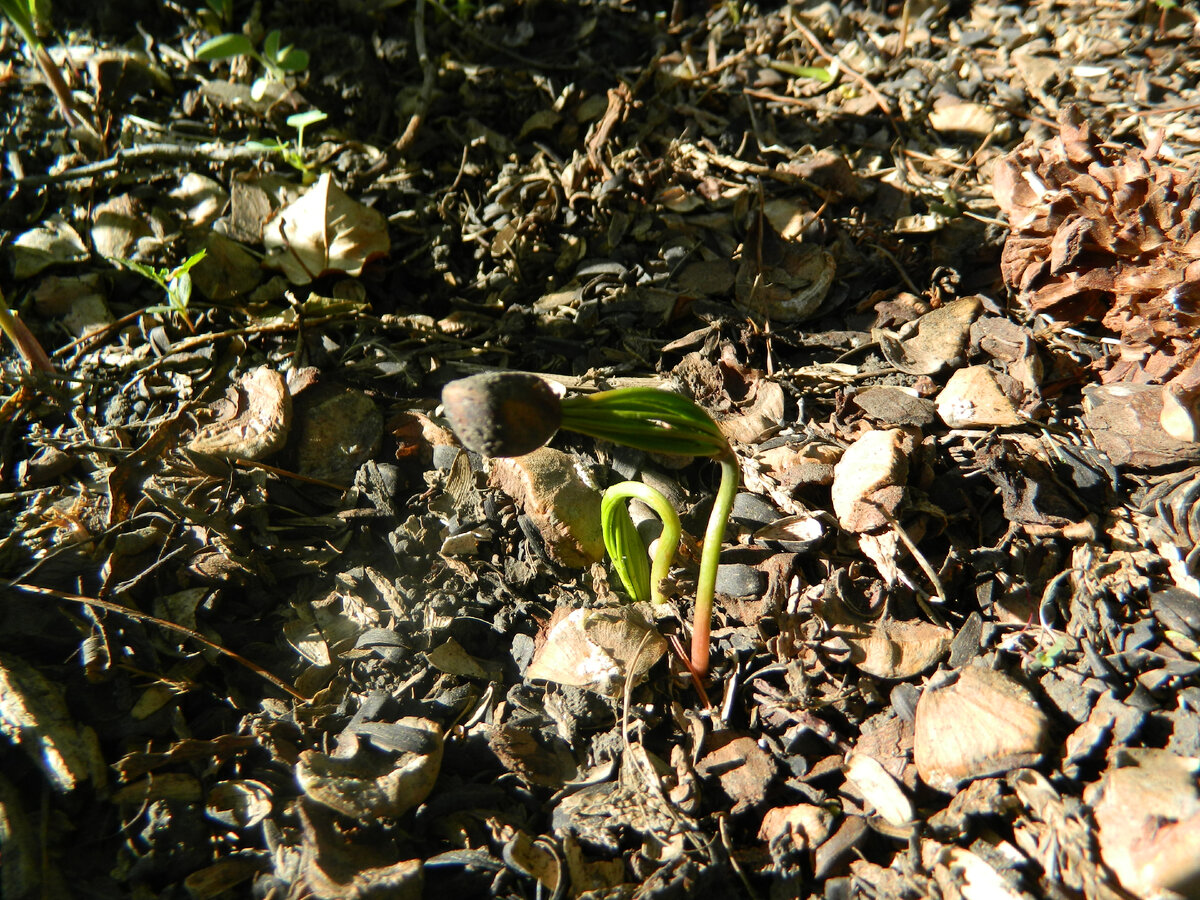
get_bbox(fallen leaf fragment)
[295,717,442,818]
[835,617,952,680]
[0,651,106,792]
[188,366,292,461]
[758,803,836,852]
[488,446,604,566]
[876,296,981,376]
[1088,748,1200,899]
[845,753,913,827]
[696,731,776,815]
[526,606,665,695]
[831,428,912,533]
[263,172,390,285]
[914,666,1051,792]
[936,366,1024,429]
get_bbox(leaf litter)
[0,1,1199,899]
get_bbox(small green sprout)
[117,250,208,329]
[441,373,740,679]
[196,28,310,101]
[246,110,328,184]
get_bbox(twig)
[395,0,433,153]
[9,581,309,702]
[788,20,895,120]
[0,141,286,190]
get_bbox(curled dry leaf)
[735,216,836,323]
[188,367,292,461]
[295,717,442,819]
[914,666,1051,793]
[875,296,981,376]
[992,105,1200,391]
[262,172,390,285]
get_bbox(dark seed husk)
[441,373,562,457]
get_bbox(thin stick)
[9,581,309,702]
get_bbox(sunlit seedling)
[116,250,207,330]
[442,372,739,679]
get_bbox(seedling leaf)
[197,33,255,61]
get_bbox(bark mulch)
[1,1,1199,898]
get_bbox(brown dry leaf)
[928,99,997,136]
[875,296,982,376]
[525,606,665,695]
[719,379,786,443]
[935,366,1025,429]
[488,723,578,788]
[262,172,390,285]
[735,216,835,323]
[295,717,443,819]
[914,666,1051,793]
[0,651,107,793]
[844,753,914,827]
[487,447,604,566]
[833,618,952,680]
[696,732,776,815]
[188,367,292,461]
[1088,748,1200,899]
[758,803,836,852]
[992,105,1200,389]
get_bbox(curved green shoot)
[440,376,742,680]
[602,481,681,606]
[563,386,739,678]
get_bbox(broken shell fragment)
[1160,381,1200,443]
[441,372,562,457]
[935,366,1024,429]
[914,666,1051,792]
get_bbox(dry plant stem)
[9,581,309,702]
[690,452,739,679]
[0,292,54,372]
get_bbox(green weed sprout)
[246,109,328,184]
[196,28,309,101]
[117,250,207,329]
[441,373,739,678]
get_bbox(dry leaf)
[487,447,604,566]
[525,606,665,695]
[835,618,952,680]
[188,367,292,461]
[914,666,1050,792]
[263,172,390,285]
[831,428,913,533]
[936,366,1024,428]
[1088,748,1200,898]
[875,296,982,376]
